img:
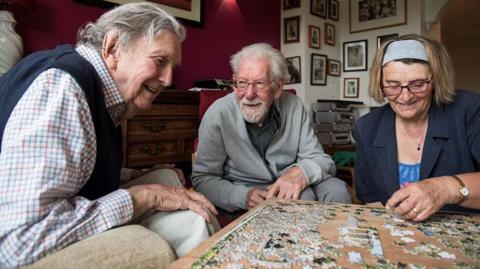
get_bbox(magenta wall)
[14,0,280,90]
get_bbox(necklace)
[398,120,427,151]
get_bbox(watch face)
[460,187,470,197]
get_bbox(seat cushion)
[25,225,176,269]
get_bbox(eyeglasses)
[234,79,271,93]
[382,79,432,96]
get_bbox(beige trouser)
[122,168,220,257]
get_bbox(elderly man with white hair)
[192,43,351,214]
[0,2,218,268]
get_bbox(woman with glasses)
[353,34,480,221]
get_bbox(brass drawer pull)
[143,144,163,155]
[143,122,165,132]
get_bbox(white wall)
[281,0,425,114]
[281,0,341,113]
[281,1,307,104]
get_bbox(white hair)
[77,2,185,51]
[230,43,287,82]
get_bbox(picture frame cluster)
[284,0,341,88]
[284,0,339,47]
[284,0,405,100]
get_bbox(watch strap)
[451,175,466,187]
[451,175,468,202]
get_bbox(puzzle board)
[190,200,480,269]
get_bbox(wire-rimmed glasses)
[234,79,271,93]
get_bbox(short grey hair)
[77,2,186,51]
[230,43,287,82]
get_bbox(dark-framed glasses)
[382,79,432,96]
[234,79,271,93]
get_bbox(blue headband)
[382,40,428,65]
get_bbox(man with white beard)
[191,43,351,214]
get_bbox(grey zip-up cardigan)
[191,92,336,212]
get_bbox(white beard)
[238,97,270,124]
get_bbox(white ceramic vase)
[0,10,23,77]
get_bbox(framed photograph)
[308,25,321,49]
[311,0,327,19]
[327,59,341,76]
[285,56,301,84]
[377,33,398,49]
[324,23,335,46]
[344,78,359,98]
[75,0,204,27]
[311,54,327,86]
[328,0,339,21]
[349,0,406,33]
[343,40,368,72]
[283,0,300,10]
[284,16,300,44]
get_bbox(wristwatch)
[451,175,470,202]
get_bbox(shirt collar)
[76,45,126,124]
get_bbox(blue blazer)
[353,90,480,213]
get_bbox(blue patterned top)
[398,162,420,188]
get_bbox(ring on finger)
[412,207,419,214]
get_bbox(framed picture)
[349,0,406,33]
[328,0,339,21]
[327,59,341,76]
[311,0,327,19]
[75,0,204,27]
[311,54,327,86]
[285,56,301,84]
[284,16,300,44]
[283,0,300,10]
[343,40,368,72]
[377,33,399,48]
[344,78,359,98]
[308,25,321,49]
[324,23,335,46]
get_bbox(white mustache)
[240,98,263,106]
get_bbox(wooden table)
[168,200,480,268]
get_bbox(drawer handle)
[143,122,165,132]
[143,144,162,155]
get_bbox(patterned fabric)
[120,168,134,185]
[0,45,133,267]
[398,162,421,188]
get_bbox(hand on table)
[246,188,268,210]
[386,176,458,221]
[128,184,218,222]
[266,166,308,200]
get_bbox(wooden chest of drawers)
[122,91,199,168]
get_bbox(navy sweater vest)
[0,45,123,200]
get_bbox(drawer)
[121,91,200,168]
[128,119,197,132]
[127,120,198,143]
[127,140,177,156]
[126,141,178,167]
